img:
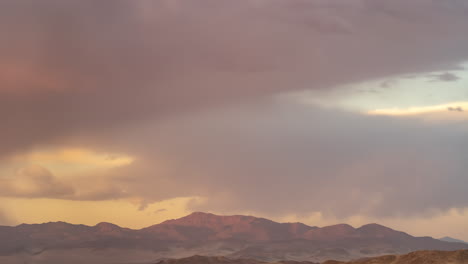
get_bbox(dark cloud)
[380,79,399,89]
[448,106,464,112]
[429,72,460,82]
[1,0,468,220]
[81,101,468,219]
[154,209,168,214]
[1,0,468,158]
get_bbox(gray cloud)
[154,209,168,214]
[448,106,464,112]
[429,72,460,82]
[84,100,468,219]
[1,0,468,159]
[380,80,397,89]
[1,0,468,220]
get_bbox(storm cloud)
[1,0,468,224]
[92,102,468,219]
[2,0,468,157]
[430,73,461,82]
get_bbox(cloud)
[0,165,75,199]
[155,209,168,214]
[429,72,460,82]
[368,101,468,117]
[78,100,467,219]
[380,79,398,89]
[6,98,464,217]
[1,0,468,159]
[1,0,468,222]
[0,164,128,201]
[448,106,464,112]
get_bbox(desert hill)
[156,255,319,264]
[322,250,468,264]
[155,250,468,264]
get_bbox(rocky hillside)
[323,250,468,264]
[156,255,318,264]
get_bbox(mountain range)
[440,237,468,244]
[0,212,467,264]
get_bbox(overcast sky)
[1,0,468,240]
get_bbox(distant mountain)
[143,212,318,241]
[322,250,468,264]
[440,237,468,244]
[0,212,467,263]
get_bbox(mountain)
[440,237,468,244]
[322,250,468,264]
[0,212,467,263]
[142,212,318,241]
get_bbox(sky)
[1,0,468,240]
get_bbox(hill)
[322,250,468,264]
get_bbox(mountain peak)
[184,212,215,218]
[189,211,215,216]
[357,223,410,238]
[161,212,261,227]
[358,223,391,230]
[151,212,316,241]
[94,222,121,232]
[320,223,356,233]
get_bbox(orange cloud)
[0,148,134,200]
[0,165,74,198]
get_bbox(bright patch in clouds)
[6,148,134,176]
[0,148,135,200]
[294,61,468,120]
[368,101,468,121]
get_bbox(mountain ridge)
[1,212,467,263]
[440,237,468,244]
[1,212,415,235]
